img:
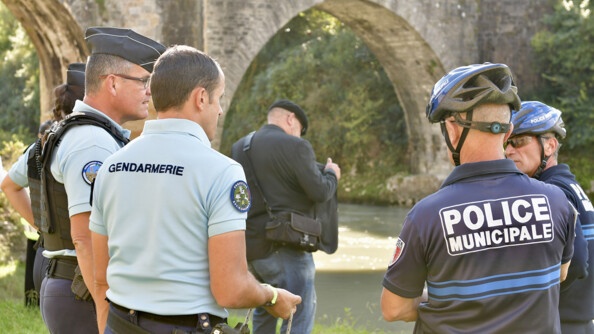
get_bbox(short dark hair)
[150,45,222,112]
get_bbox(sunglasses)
[504,135,533,149]
[505,135,552,149]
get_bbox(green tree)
[0,2,39,144]
[532,0,594,149]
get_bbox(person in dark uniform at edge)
[1,62,85,308]
[380,63,578,333]
[231,99,341,334]
[37,27,165,333]
[90,45,302,334]
[506,101,594,333]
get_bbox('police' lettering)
[108,162,184,176]
[440,195,554,255]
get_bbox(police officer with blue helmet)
[38,27,165,334]
[425,62,520,165]
[381,63,577,333]
[507,101,594,334]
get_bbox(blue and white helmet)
[511,101,566,139]
[426,63,521,122]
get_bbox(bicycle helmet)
[426,63,521,166]
[510,101,566,139]
[508,101,566,179]
[426,63,521,122]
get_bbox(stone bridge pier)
[1,0,552,183]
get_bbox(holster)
[71,265,93,301]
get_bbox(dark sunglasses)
[504,135,533,149]
[504,135,553,149]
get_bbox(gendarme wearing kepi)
[85,26,166,73]
[36,27,165,334]
[66,62,85,96]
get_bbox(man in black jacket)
[231,99,340,334]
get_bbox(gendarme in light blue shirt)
[89,118,247,318]
[7,144,34,187]
[52,100,130,216]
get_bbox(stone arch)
[317,0,449,176]
[4,0,549,180]
[205,0,451,177]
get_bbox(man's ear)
[193,87,208,111]
[444,118,461,147]
[503,123,514,142]
[544,137,559,156]
[102,75,117,96]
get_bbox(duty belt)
[111,302,226,329]
[47,257,77,280]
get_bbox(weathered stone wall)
[1,0,554,181]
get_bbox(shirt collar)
[141,118,211,148]
[73,100,131,139]
[441,159,523,188]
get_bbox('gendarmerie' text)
[108,162,184,176]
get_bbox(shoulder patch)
[82,161,102,185]
[230,180,251,213]
[389,237,405,266]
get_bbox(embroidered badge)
[82,161,102,185]
[230,180,251,212]
[389,237,405,266]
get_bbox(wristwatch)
[261,283,278,306]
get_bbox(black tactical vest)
[26,139,43,229]
[38,112,130,251]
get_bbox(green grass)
[0,261,46,333]
[0,261,393,334]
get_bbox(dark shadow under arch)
[316,0,449,176]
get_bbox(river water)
[231,203,415,333]
[312,203,414,333]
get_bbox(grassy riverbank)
[0,261,397,334]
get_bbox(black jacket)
[231,124,338,260]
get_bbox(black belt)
[111,302,225,328]
[47,257,77,280]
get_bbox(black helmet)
[426,63,521,122]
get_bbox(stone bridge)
[1,0,552,180]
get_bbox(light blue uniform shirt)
[52,100,130,216]
[90,118,247,318]
[8,144,33,187]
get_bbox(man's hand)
[325,157,341,180]
[263,287,302,319]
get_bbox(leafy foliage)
[531,0,594,149]
[221,10,408,202]
[0,2,39,144]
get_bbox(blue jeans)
[249,247,316,334]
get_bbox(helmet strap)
[533,135,550,179]
[441,111,472,166]
[453,113,510,134]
